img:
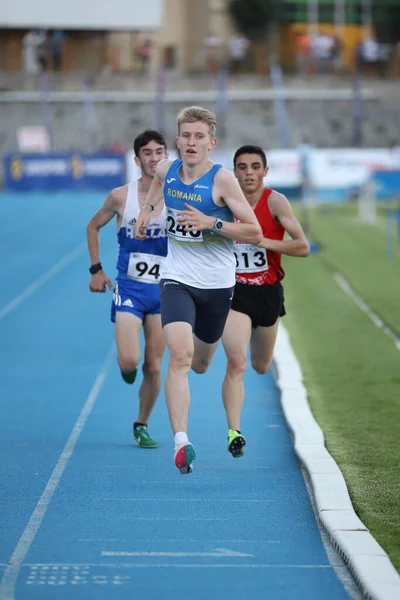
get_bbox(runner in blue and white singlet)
[113,178,167,322]
[87,130,168,450]
[162,159,235,289]
[134,107,262,475]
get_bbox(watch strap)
[89,262,102,275]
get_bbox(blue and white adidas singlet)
[117,179,167,286]
[162,160,235,289]
[112,180,167,321]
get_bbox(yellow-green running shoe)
[227,429,246,458]
[133,425,158,448]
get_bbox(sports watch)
[89,262,103,275]
[213,218,224,232]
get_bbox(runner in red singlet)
[222,145,310,458]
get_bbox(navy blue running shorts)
[160,279,234,344]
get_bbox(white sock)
[174,431,188,447]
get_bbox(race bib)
[127,252,164,284]
[166,207,203,242]
[234,244,268,273]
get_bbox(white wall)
[0,0,162,30]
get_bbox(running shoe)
[133,424,158,448]
[174,442,196,474]
[121,369,137,385]
[227,429,246,458]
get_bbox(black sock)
[134,421,147,430]
[121,369,137,385]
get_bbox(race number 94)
[135,261,160,280]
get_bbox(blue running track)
[0,193,354,599]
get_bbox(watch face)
[216,220,223,230]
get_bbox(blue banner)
[370,170,400,199]
[4,153,126,191]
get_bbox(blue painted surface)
[0,193,351,599]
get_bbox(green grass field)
[282,202,400,571]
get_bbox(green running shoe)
[121,369,137,385]
[227,429,246,458]
[133,425,158,448]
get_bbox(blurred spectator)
[137,39,153,75]
[359,35,379,76]
[295,32,311,75]
[50,30,65,72]
[298,134,315,198]
[36,30,47,71]
[389,140,400,169]
[228,34,249,73]
[298,134,315,236]
[203,34,223,74]
[22,30,46,75]
[331,36,343,73]
[311,32,334,74]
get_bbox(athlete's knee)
[168,345,193,372]
[118,354,139,373]
[191,356,210,375]
[142,359,162,379]
[251,356,273,375]
[226,353,247,379]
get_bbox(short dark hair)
[233,145,267,168]
[133,130,167,157]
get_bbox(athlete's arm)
[177,171,262,243]
[258,192,309,257]
[86,187,122,292]
[215,169,262,244]
[178,169,262,245]
[134,159,171,240]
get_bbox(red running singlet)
[234,188,285,286]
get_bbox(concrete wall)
[1,96,399,159]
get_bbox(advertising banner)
[4,153,126,192]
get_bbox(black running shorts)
[160,279,234,344]
[230,281,286,328]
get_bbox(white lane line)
[334,272,400,351]
[0,343,115,600]
[101,549,254,558]
[79,539,281,543]
[0,242,86,321]
[130,518,230,521]
[18,563,335,569]
[97,498,272,503]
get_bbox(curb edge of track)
[273,323,400,600]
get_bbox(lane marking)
[0,242,86,321]
[96,498,273,503]
[334,272,400,351]
[129,518,230,521]
[79,539,280,543]
[101,549,254,558]
[6,563,335,569]
[0,343,115,600]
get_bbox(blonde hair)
[177,106,217,138]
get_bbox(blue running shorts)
[111,278,161,323]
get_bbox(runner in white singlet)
[87,130,168,449]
